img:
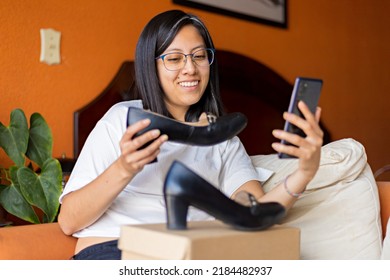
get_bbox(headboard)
[73,61,135,158]
[73,49,331,159]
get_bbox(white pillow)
[252,138,368,191]
[251,138,382,259]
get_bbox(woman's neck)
[166,105,188,122]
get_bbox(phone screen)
[278,77,323,159]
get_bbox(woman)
[58,10,323,260]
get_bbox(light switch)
[40,28,61,65]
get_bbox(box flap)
[119,220,300,260]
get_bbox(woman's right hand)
[118,118,168,176]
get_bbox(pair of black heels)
[127,107,285,230]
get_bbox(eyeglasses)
[156,48,215,71]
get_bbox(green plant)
[0,108,62,223]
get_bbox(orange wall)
[1,0,390,174]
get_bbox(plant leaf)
[26,113,53,168]
[39,158,62,222]
[0,109,29,167]
[17,158,62,223]
[0,166,40,223]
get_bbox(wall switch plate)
[40,28,61,65]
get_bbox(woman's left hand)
[271,101,324,180]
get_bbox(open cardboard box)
[119,220,300,260]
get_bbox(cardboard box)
[119,220,300,260]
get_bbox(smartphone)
[278,77,323,159]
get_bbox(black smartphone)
[278,77,323,159]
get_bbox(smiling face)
[156,25,210,121]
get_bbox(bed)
[73,49,331,159]
[1,49,389,260]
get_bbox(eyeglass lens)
[162,49,214,71]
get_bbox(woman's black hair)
[133,10,224,121]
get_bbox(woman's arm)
[233,101,323,210]
[58,119,168,235]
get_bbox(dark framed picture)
[173,0,287,28]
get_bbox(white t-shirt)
[60,100,260,238]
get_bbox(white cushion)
[251,138,382,259]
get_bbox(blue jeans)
[72,240,121,260]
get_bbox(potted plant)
[0,108,62,224]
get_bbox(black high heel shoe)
[127,107,247,146]
[163,161,286,231]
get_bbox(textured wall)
[1,0,389,175]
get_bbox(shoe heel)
[165,195,189,230]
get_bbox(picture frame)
[173,0,287,28]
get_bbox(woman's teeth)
[179,81,198,87]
